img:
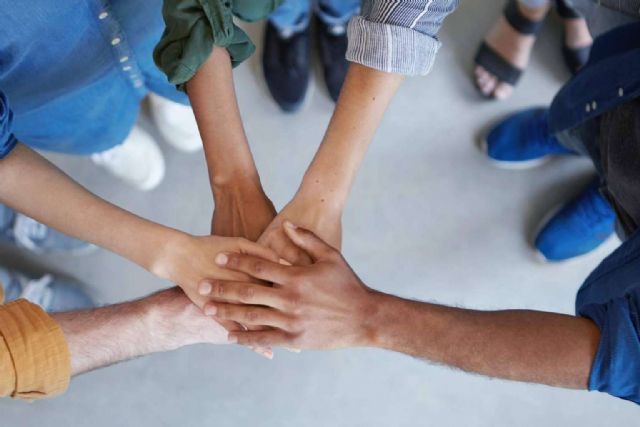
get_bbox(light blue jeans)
[270,0,361,34]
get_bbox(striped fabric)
[346,0,460,75]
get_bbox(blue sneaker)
[0,204,95,255]
[481,108,574,169]
[534,179,616,262]
[0,267,94,312]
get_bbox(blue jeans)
[270,0,361,34]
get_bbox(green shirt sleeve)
[154,0,282,91]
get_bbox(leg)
[269,0,311,35]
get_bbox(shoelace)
[13,215,48,252]
[20,274,54,309]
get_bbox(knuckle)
[215,282,226,298]
[246,309,259,322]
[239,285,255,302]
[251,261,265,275]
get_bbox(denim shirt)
[0,0,186,157]
[577,229,640,404]
[549,22,640,134]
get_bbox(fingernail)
[215,253,228,266]
[228,334,238,344]
[284,221,297,230]
[198,282,212,295]
[204,305,217,316]
[263,350,274,360]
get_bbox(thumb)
[282,221,335,261]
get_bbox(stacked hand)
[199,222,378,351]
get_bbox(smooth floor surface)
[1,2,636,425]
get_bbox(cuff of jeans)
[346,16,441,76]
[0,300,70,399]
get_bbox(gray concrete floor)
[1,1,637,425]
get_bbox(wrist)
[360,292,408,349]
[147,228,192,282]
[294,176,346,215]
[211,169,262,199]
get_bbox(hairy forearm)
[0,144,182,275]
[297,64,403,208]
[368,293,600,389]
[185,47,260,191]
[52,299,154,376]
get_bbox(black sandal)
[556,0,591,74]
[474,0,546,98]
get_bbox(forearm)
[52,299,154,376]
[0,144,179,274]
[297,64,403,208]
[51,288,225,376]
[185,47,260,192]
[369,293,600,389]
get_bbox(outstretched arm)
[202,224,600,389]
[0,144,278,308]
[54,288,230,376]
[186,47,276,241]
[258,65,403,263]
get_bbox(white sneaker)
[91,125,165,191]
[148,93,203,153]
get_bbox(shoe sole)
[477,136,552,170]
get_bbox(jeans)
[269,0,361,34]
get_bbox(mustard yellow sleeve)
[0,299,70,399]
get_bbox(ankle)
[517,1,550,21]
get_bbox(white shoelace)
[13,215,48,253]
[20,274,54,309]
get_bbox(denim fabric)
[548,22,640,403]
[576,229,640,404]
[0,0,188,157]
[270,0,361,34]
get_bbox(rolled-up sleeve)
[0,298,71,400]
[154,0,281,90]
[346,0,459,76]
[0,91,18,160]
[578,290,640,404]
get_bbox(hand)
[212,178,276,241]
[258,194,342,265]
[150,231,279,310]
[200,222,379,350]
[141,287,233,351]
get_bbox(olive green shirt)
[154,0,282,90]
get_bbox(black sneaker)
[316,17,349,103]
[262,21,311,113]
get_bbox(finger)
[250,346,274,359]
[282,221,337,262]
[211,303,294,330]
[215,252,294,284]
[228,330,294,348]
[280,242,313,266]
[198,280,287,310]
[237,238,280,263]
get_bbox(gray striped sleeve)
[346,0,459,76]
